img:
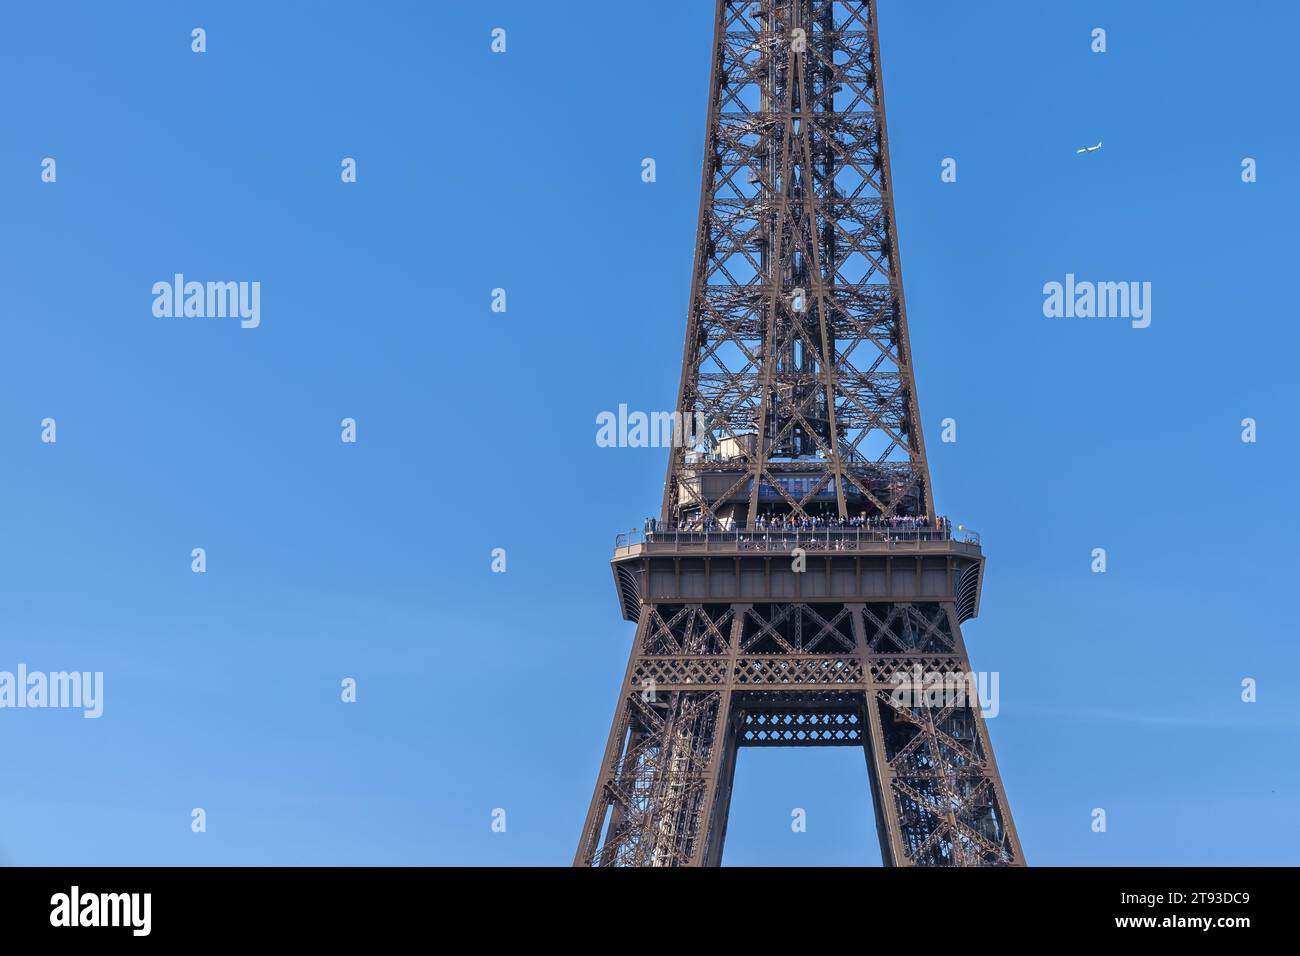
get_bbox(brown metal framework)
[577,0,1023,867]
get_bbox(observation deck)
[610,522,986,626]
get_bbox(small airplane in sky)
[1076,141,1103,154]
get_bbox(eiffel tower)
[575,0,1023,867]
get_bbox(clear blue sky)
[1,1,1297,866]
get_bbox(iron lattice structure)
[577,0,1023,867]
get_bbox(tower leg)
[859,604,1025,866]
[576,604,739,867]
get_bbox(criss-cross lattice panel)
[740,602,855,654]
[868,654,970,688]
[734,655,862,686]
[736,693,865,746]
[631,657,731,689]
[862,602,956,653]
[638,604,735,656]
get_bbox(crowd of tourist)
[643,512,951,535]
[750,512,949,533]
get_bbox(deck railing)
[614,523,980,553]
